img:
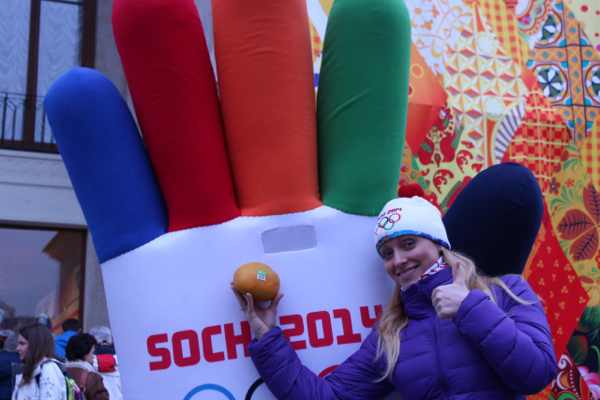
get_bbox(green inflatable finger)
[317,0,411,216]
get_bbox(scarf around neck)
[400,257,447,291]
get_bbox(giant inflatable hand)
[44,0,411,398]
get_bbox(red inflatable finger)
[113,0,240,232]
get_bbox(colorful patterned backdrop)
[310,0,600,397]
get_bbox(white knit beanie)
[374,194,450,254]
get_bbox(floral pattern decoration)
[556,183,600,261]
[551,352,596,400]
[405,0,440,30]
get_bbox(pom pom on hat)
[374,186,450,254]
[397,183,424,198]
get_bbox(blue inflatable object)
[45,68,168,263]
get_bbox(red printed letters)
[146,305,381,371]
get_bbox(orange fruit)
[233,262,280,302]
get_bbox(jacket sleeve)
[453,275,557,394]
[39,362,67,400]
[85,372,110,400]
[0,359,11,380]
[248,327,394,400]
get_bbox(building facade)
[0,0,128,337]
[0,0,214,341]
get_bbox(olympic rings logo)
[375,213,401,236]
[183,365,339,399]
[183,384,234,399]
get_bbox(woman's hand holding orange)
[231,282,284,340]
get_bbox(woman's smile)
[398,265,418,277]
[380,235,442,289]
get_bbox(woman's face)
[380,235,442,289]
[16,335,29,362]
[85,345,95,364]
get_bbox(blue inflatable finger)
[45,67,168,263]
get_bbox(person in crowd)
[0,311,14,343]
[12,323,67,400]
[35,315,51,332]
[89,327,122,400]
[88,327,114,356]
[0,334,21,400]
[53,319,81,359]
[65,334,109,400]
[232,190,558,399]
[35,315,55,340]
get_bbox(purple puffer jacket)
[249,267,557,399]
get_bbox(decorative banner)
[527,0,600,142]
[443,2,528,166]
[524,203,589,360]
[475,0,530,70]
[551,352,599,399]
[406,44,448,156]
[514,0,555,47]
[407,0,471,76]
[581,121,600,190]
[504,85,570,193]
[568,0,600,55]
[415,103,483,213]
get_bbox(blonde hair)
[374,247,534,381]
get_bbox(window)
[0,0,96,153]
[0,226,86,339]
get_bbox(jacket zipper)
[428,290,450,399]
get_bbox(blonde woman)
[232,191,557,399]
